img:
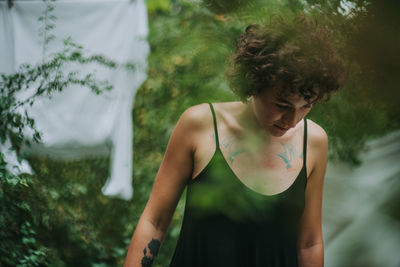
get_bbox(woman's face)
[252,87,315,137]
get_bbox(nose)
[282,109,298,129]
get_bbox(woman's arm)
[124,106,207,267]
[297,121,328,267]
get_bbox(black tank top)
[170,103,308,267]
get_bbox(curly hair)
[226,15,346,102]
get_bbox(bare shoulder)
[306,119,328,149]
[175,103,214,150]
[305,119,328,176]
[179,103,213,130]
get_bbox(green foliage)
[0,155,131,266]
[39,0,57,62]
[146,0,172,13]
[299,0,400,162]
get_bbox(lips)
[275,125,289,131]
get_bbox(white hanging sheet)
[0,0,149,200]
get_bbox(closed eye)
[276,104,289,109]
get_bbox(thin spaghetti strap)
[208,103,220,148]
[303,118,308,170]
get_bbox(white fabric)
[0,0,149,200]
[1,136,33,176]
[324,131,400,267]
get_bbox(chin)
[271,131,285,137]
[270,125,289,136]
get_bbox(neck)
[238,98,272,141]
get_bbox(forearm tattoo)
[141,238,161,267]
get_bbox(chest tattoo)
[215,134,302,170]
[276,142,302,170]
[219,135,247,164]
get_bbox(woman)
[124,16,345,267]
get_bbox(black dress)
[170,103,308,267]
